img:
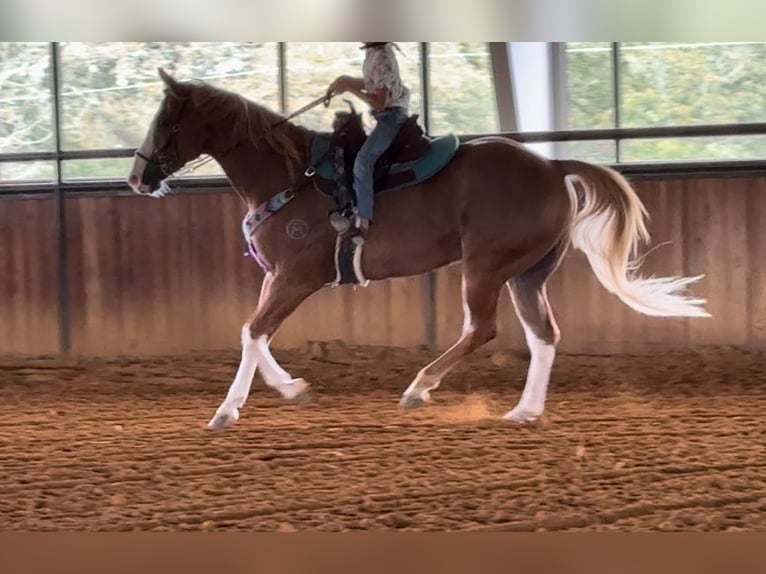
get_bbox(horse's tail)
[557,159,710,318]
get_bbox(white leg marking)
[329,236,342,287]
[504,322,556,423]
[402,370,441,403]
[253,335,309,400]
[401,275,469,406]
[353,243,370,287]
[207,325,259,429]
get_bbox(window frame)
[1,42,494,195]
[3,41,766,198]
[503,41,766,174]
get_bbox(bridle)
[134,91,332,186]
[134,97,190,179]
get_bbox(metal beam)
[457,122,766,143]
[488,42,517,132]
[51,43,71,355]
[612,42,622,162]
[277,42,287,115]
[3,122,765,165]
[420,42,437,351]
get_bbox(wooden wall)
[435,178,752,354]
[1,175,764,356]
[0,197,59,355]
[62,193,427,355]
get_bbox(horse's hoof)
[502,406,542,424]
[278,378,310,401]
[399,394,426,410]
[207,408,239,430]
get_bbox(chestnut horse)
[128,69,710,430]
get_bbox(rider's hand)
[330,75,355,94]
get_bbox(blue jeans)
[352,106,408,222]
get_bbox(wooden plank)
[388,276,426,348]
[348,280,392,347]
[0,201,13,352]
[746,177,766,347]
[686,178,749,346]
[617,180,690,352]
[0,198,58,355]
[551,241,604,354]
[434,263,464,350]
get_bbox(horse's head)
[128,68,208,196]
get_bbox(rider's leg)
[351,107,407,242]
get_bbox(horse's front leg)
[207,272,318,430]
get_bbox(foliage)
[566,42,766,162]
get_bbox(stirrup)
[329,211,351,233]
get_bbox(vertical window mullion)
[419,42,436,350]
[50,41,71,354]
[419,42,431,135]
[277,42,287,115]
[612,41,622,163]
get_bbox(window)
[0,42,54,182]
[561,42,617,163]
[2,43,506,189]
[429,42,499,135]
[561,42,766,163]
[284,42,422,133]
[620,42,766,162]
[58,42,279,179]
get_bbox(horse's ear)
[158,67,188,98]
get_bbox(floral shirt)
[362,44,411,110]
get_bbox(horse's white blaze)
[504,318,556,422]
[127,124,154,195]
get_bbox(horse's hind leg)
[400,272,504,408]
[503,243,566,423]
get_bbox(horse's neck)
[211,121,313,208]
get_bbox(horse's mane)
[186,80,305,181]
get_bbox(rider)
[326,42,411,244]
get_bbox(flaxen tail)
[558,160,710,318]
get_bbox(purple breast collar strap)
[241,187,296,273]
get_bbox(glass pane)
[622,136,766,162]
[559,140,617,163]
[565,42,614,130]
[0,42,53,154]
[621,42,766,127]
[524,142,557,160]
[0,161,56,183]
[429,42,498,135]
[285,42,422,133]
[59,42,279,151]
[63,156,226,181]
[61,158,134,181]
